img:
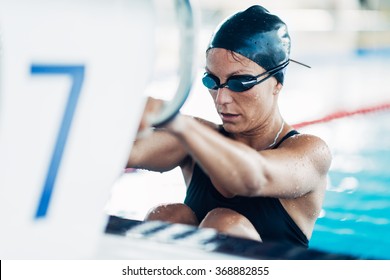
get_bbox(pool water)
[308,112,390,259]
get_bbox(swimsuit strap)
[219,125,299,150]
[272,130,299,149]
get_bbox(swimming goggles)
[202,59,310,92]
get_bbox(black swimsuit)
[184,129,309,248]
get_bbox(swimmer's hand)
[136,97,165,138]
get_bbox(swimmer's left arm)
[165,115,331,198]
[163,115,276,197]
[254,134,332,198]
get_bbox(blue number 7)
[31,65,85,219]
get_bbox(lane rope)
[293,102,390,129]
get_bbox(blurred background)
[106,0,390,259]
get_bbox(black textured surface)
[105,215,361,260]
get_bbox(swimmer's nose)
[215,87,233,105]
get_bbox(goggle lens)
[201,59,309,93]
[202,73,257,92]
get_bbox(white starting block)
[0,0,196,259]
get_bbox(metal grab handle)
[150,0,197,127]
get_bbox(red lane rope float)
[292,102,390,129]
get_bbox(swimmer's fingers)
[137,97,165,133]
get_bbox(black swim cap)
[207,5,291,84]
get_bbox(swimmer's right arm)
[127,129,189,172]
[127,97,189,172]
[127,97,218,172]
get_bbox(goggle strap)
[289,59,311,68]
[254,60,290,84]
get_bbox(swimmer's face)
[205,48,282,134]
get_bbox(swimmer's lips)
[220,113,240,122]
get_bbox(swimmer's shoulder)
[280,132,332,175]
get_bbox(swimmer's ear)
[273,83,283,95]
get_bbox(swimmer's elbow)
[241,171,270,197]
[232,157,270,196]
